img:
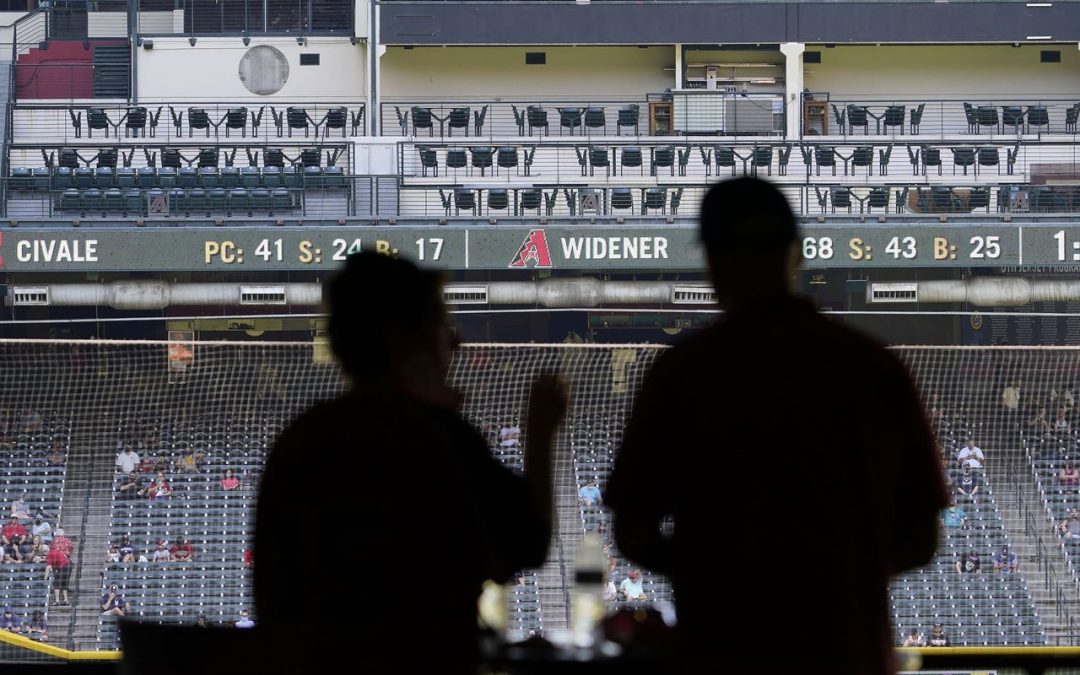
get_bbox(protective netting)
[0,340,1076,650]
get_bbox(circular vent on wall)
[238,45,290,96]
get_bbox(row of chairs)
[412,141,1027,182]
[830,102,1080,135]
[576,145,694,177]
[39,147,343,171]
[417,146,537,177]
[68,105,364,139]
[831,103,924,136]
[511,104,640,137]
[55,187,300,218]
[436,186,683,217]
[12,165,346,191]
[962,103,1059,135]
[395,104,641,137]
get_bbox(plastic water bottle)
[571,532,606,648]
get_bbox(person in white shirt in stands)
[498,422,521,448]
[604,573,618,602]
[235,610,255,629]
[619,568,648,601]
[901,627,925,647]
[957,439,984,470]
[115,446,139,475]
[151,540,171,562]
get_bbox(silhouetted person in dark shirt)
[608,178,947,675]
[256,252,565,671]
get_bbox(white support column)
[674,43,682,91]
[369,0,382,136]
[780,42,805,139]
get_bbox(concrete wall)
[805,45,1080,99]
[381,45,673,100]
[136,36,366,103]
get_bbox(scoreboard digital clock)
[0,224,1076,272]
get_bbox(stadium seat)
[616,104,639,136]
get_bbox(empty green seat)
[198,167,219,189]
[137,167,156,188]
[262,166,281,189]
[157,167,178,188]
[116,167,136,188]
[59,188,80,211]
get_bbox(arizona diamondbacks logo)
[509,229,553,269]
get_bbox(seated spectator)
[118,536,135,563]
[1060,509,1080,539]
[17,538,32,562]
[105,544,120,564]
[957,439,984,470]
[145,471,173,500]
[498,422,521,448]
[2,516,27,549]
[174,450,206,474]
[1032,406,1052,434]
[993,546,1017,573]
[26,610,46,641]
[115,446,140,475]
[10,493,31,522]
[619,569,648,601]
[152,540,171,562]
[941,502,968,528]
[1061,464,1080,493]
[957,465,980,499]
[46,442,66,467]
[956,550,980,573]
[901,627,925,647]
[100,585,126,617]
[221,468,240,491]
[0,422,12,451]
[29,536,49,563]
[927,624,950,647]
[117,472,142,501]
[235,610,255,629]
[169,537,194,562]
[1056,407,1072,433]
[603,573,618,603]
[30,514,52,544]
[137,456,157,474]
[0,606,20,633]
[926,391,945,424]
[195,614,209,628]
[578,479,602,506]
[242,548,254,569]
[2,540,21,563]
[23,410,41,432]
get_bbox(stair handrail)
[2,7,49,216]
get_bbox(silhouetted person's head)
[699,177,800,309]
[328,252,455,387]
